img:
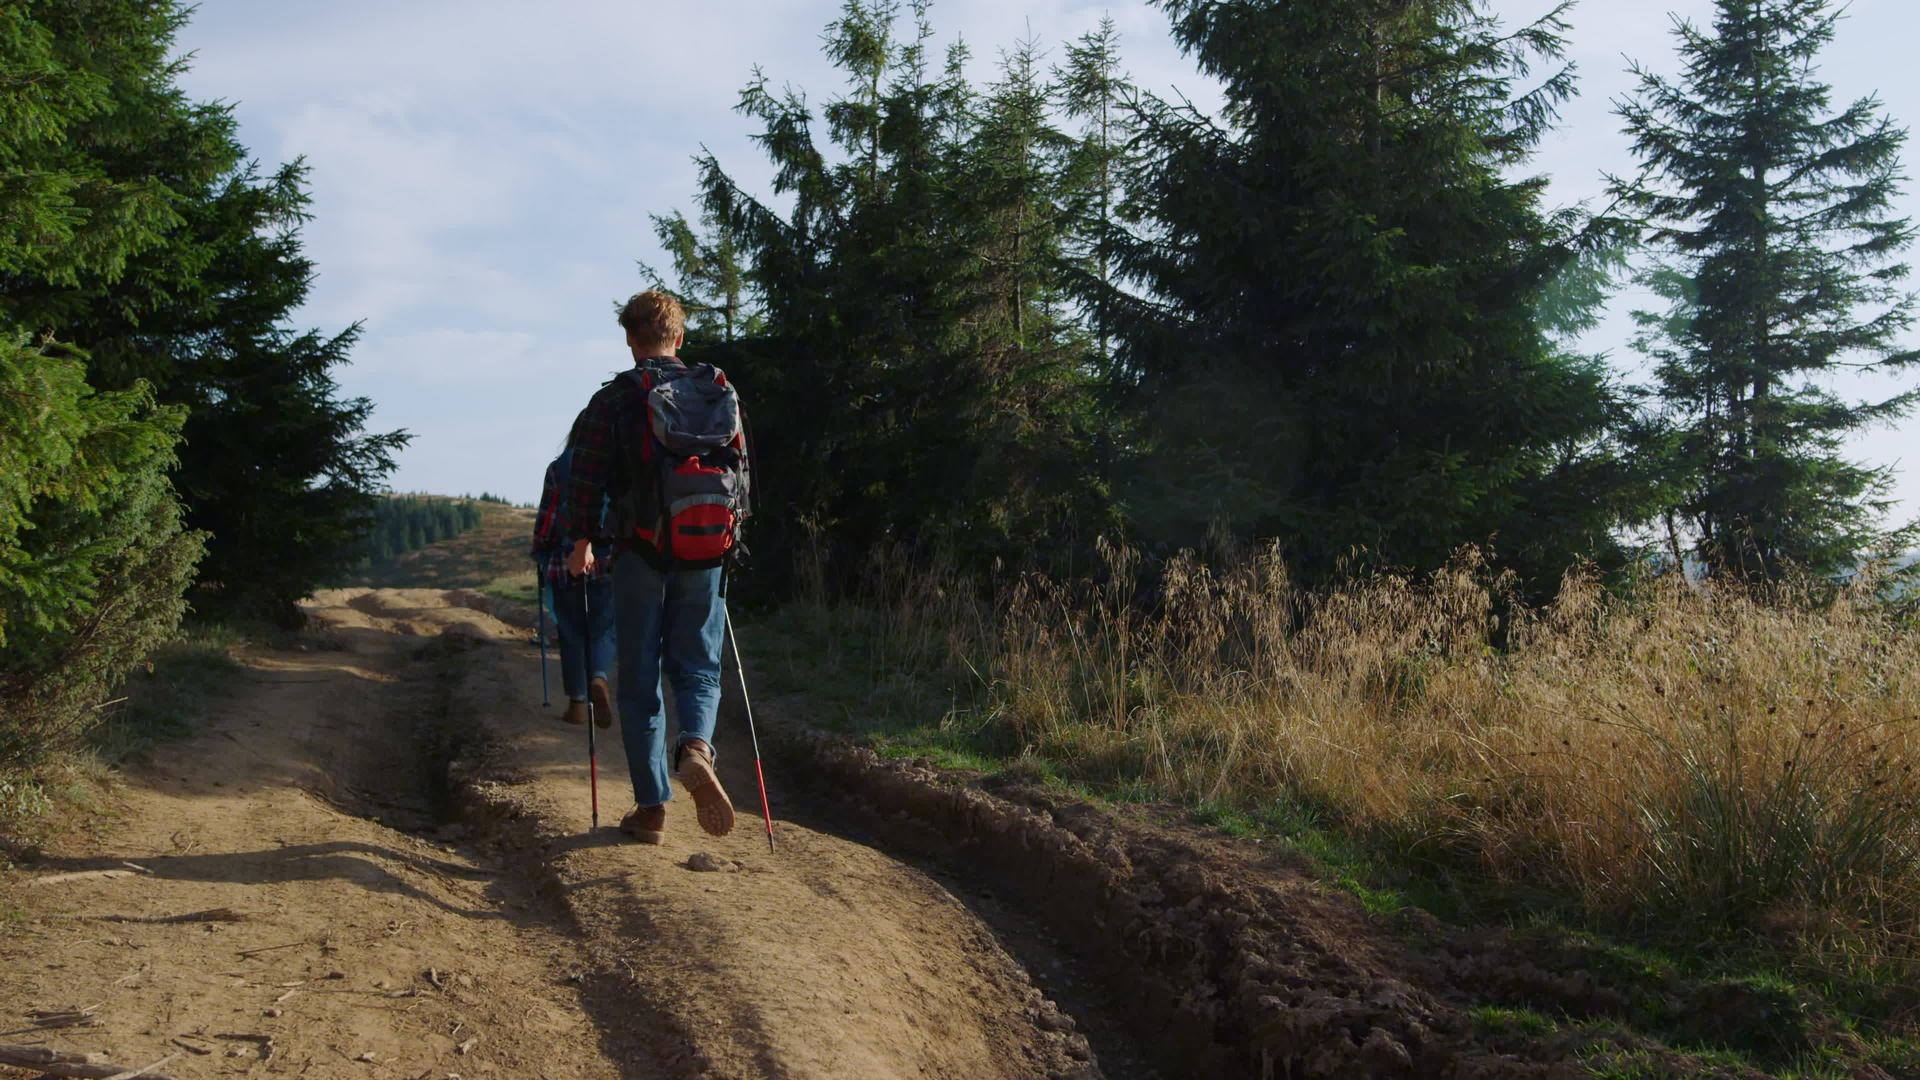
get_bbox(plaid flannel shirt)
[531,451,607,588]
[562,371,644,549]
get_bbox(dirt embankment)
[1,584,1808,1079]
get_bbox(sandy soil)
[0,588,1098,1080]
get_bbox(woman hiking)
[532,443,615,727]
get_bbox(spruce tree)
[967,36,1069,351]
[1055,16,1135,373]
[0,343,204,770]
[0,2,208,765]
[690,0,1112,578]
[640,210,762,342]
[2,1,407,624]
[1096,0,1624,584]
[1611,0,1918,579]
[0,3,180,288]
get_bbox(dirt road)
[13,584,1782,1079]
[0,589,1119,1079]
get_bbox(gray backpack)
[617,360,748,564]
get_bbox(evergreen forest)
[649,0,1917,599]
[8,1,1920,1067]
[1,1,404,770]
[353,496,485,568]
[5,0,1920,977]
[643,0,1920,989]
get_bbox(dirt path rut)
[382,586,1101,1079]
[0,591,610,1078]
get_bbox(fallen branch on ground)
[24,866,149,888]
[40,908,247,925]
[0,1005,102,1038]
[102,1054,178,1080]
[235,940,307,958]
[0,1044,178,1080]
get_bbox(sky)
[169,0,1920,521]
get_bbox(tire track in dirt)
[0,588,627,1079]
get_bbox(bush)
[0,340,205,771]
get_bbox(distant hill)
[334,498,534,591]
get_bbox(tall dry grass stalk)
[807,540,1920,944]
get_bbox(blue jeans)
[612,554,726,808]
[546,572,615,702]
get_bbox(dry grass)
[815,539,1920,951]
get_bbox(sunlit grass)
[479,569,539,608]
[765,537,1920,966]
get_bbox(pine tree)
[2,1,408,624]
[0,3,181,289]
[691,0,1112,577]
[1095,0,1626,585]
[956,37,1115,554]
[640,210,762,342]
[0,2,209,766]
[968,36,1068,351]
[1055,16,1135,372]
[1611,0,1918,579]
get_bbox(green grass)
[1469,1004,1558,1038]
[479,570,539,608]
[88,623,247,765]
[0,774,52,825]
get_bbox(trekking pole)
[536,572,550,707]
[581,577,600,830]
[723,608,775,853]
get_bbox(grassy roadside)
[0,622,249,862]
[733,560,1920,1080]
[89,623,249,764]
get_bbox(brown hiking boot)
[676,740,735,837]
[561,700,587,726]
[588,676,613,729]
[620,804,665,844]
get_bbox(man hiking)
[562,290,751,843]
